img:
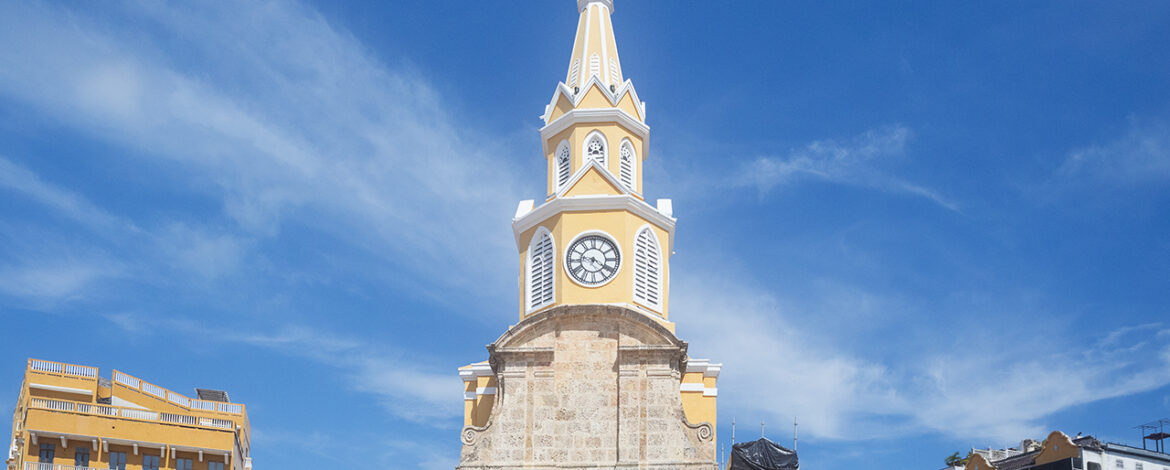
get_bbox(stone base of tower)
[457,305,715,470]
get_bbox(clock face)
[566,234,620,286]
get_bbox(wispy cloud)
[674,272,1170,443]
[1057,117,1170,184]
[736,125,959,211]
[0,0,529,308]
[106,312,463,427]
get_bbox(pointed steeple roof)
[566,0,624,91]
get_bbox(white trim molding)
[679,383,718,397]
[513,194,676,253]
[685,359,722,378]
[541,77,647,130]
[555,158,628,199]
[459,363,494,382]
[28,383,93,396]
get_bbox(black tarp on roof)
[728,437,799,470]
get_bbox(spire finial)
[577,0,613,13]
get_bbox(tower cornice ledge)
[489,304,687,360]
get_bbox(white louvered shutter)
[556,141,572,190]
[619,142,635,191]
[585,134,606,166]
[589,53,601,81]
[633,228,661,309]
[609,57,621,85]
[569,59,581,88]
[528,232,555,310]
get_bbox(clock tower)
[458,2,720,468]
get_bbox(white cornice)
[459,363,494,382]
[512,194,676,252]
[685,359,723,378]
[540,106,650,159]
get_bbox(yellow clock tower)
[458,1,720,468]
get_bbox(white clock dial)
[566,234,620,286]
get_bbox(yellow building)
[6,359,251,470]
[458,1,720,468]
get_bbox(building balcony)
[28,397,234,431]
[24,464,103,470]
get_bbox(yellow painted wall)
[12,360,249,470]
[517,210,672,322]
[562,166,624,197]
[1034,430,1079,465]
[545,123,646,197]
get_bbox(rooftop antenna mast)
[761,420,765,439]
[731,417,736,445]
[794,416,798,452]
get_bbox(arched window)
[555,140,572,191]
[584,132,607,167]
[619,140,636,192]
[633,226,662,310]
[569,58,580,88]
[527,229,555,311]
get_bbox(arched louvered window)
[569,58,580,88]
[584,132,607,167]
[589,53,601,81]
[633,227,662,311]
[619,140,636,192]
[609,57,621,85]
[527,229,555,311]
[555,140,572,191]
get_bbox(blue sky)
[1,1,1168,469]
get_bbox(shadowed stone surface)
[459,305,714,470]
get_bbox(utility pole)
[731,417,736,445]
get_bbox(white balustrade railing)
[113,371,140,388]
[161,412,197,426]
[29,360,97,379]
[190,400,217,411]
[142,381,166,399]
[199,417,233,429]
[167,391,190,407]
[30,398,73,412]
[25,464,102,470]
[119,408,159,421]
[218,403,243,414]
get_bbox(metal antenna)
[794,416,798,452]
[731,417,736,445]
[761,420,765,438]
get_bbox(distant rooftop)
[195,388,231,402]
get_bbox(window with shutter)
[633,227,661,310]
[555,140,572,191]
[527,230,555,310]
[609,57,621,85]
[619,140,635,191]
[589,53,601,80]
[584,132,607,167]
[569,58,580,87]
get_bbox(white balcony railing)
[110,370,244,416]
[28,359,97,379]
[25,464,102,470]
[28,398,233,431]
